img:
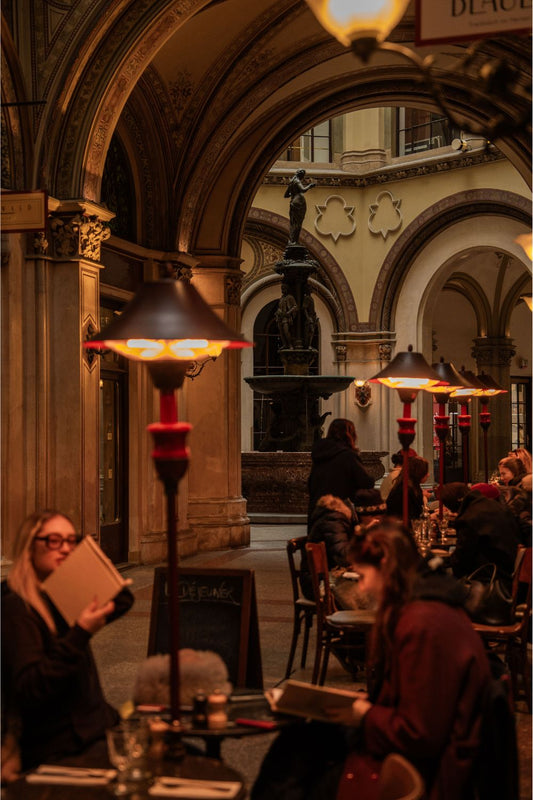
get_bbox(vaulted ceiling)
[2,0,531,257]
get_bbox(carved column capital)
[49,212,111,261]
[225,273,242,306]
[471,336,516,368]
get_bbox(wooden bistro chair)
[284,536,316,679]
[472,545,532,711]
[378,754,425,800]
[305,541,375,685]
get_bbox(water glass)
[106,720,150,796]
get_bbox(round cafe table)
[2,754,246,800]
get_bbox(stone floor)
[93,524,532,798]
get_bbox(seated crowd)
[1,420,530,799]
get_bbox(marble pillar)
[186,262,250,550]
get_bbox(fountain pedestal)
[242,451,388,515]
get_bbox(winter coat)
[300,496,356,600]
[251,566,490,800]
[386,481,424,521]
[308,439,374,524]
[448,490,519,586]
[1,584,134,770]
[337,596,491,800]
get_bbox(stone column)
[185,260,250,550]
[341,109,387,173]
[471,335,515,478]
[46,201,113,535]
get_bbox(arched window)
[252,298,320,449]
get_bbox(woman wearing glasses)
[1,509,134,777]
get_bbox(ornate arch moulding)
[246,208,359,330]
[52,1,204,200]
[371,189,532,331]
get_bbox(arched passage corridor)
[1,1,531,562]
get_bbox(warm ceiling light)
[516,233,532,260]
[520,293,533,311]
[304,0,410,47]
[303,0,531,142]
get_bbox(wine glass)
[106,722,145,796]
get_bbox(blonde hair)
[7,510,75,633]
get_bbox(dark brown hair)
[326,418,357,450]
[349,519,419,684]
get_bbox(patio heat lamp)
[85,275,251,748]
[475,372,508,482]
[431,359,471,519]
[369,345,447,527]
[449,369,485,485]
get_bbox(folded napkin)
[27,764,116,785]
[148,777,242,798]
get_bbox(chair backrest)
[378,753,425,800]
[286,536,309,603]
[509,545,530,617]
[517,546,531,585]
[305,541,336,616]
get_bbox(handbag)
[460,563,513,626]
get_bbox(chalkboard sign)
[147,567,263,689]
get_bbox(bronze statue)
[302,289,317,349]
[275,284,298,349]
[284,169,316,245]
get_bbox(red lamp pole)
[84,277,251,753]
[458,399,471,485]
[147,362,191,731]
[397,392,417,528]
[369,346,448,530]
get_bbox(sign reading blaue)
[416,0,532,45]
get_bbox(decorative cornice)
[264,147,504,189]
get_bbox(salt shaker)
[207,691,228,730]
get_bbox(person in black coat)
[445,485,519,588]
[385,456,429,522]
[307,418,374,527]
[1,509,134,774]
[300,494,356,601]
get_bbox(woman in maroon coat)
[252,519,491,800]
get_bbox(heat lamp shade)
[304,0,409,47]
[369,345,446,391]
[450,369,485,398]
[85,279,251,361]
[476,372,507,396]
[431,358,471,395]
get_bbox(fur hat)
[133,649,232,707]
[354,489,387,519]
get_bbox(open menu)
[42,535,128,625]
[266,679,359,723]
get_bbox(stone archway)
[374,206,532,468]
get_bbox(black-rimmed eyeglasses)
[34,534,81,550]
